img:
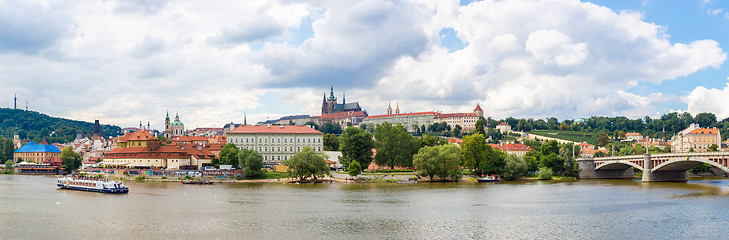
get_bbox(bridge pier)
[641,153,687,182]
[578,159,634,179]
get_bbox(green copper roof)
[171,120,184,126]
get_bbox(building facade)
[671,124,722,152]
[164,112,185,138]
[226,125,323,168]
[317,111,367,128]
[433,105,483,132]
[14,142,61,163]
[362,112,437,132]
[117,129,160,148]
[496,122,512,133]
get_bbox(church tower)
[164,111,171,138]
[387,102,393,115]
[473,104,484,118]
[395,103,400,114]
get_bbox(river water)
[2,175,729,239]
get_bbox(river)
[1,175,729,239]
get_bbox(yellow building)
[13,141,61,163]
[117,129,159,148]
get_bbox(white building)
[496,122,512,133]
[362,112,437,132]
[226,125,324,168]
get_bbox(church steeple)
[165,110,170,121]
[395,103,400,114]
[387,102,393,115]
[328,84,337,101]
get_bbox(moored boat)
[57,176,129,193]
[477,175,500,183]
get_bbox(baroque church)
[321,85,362,115]
[164,111,185,138]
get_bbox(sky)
[1,0,728,130]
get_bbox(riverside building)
[226,125,323,168]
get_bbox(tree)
[339,127,374,169]
[709,144,719,152]
[219,143,240,167]
[461,133,486,173]
[482,146,507,174]
[695,112,717,128]
[413,144,462,181]
[283,146,329,181]
[502,154,527,180]
[474,118,486,135]
[0,136,14,162]
[323,133,339,151]
[60,147,82,171]
[540,140,560,156]
[523,149,541,172]
[347,160,361,177]
[359,123,368,131]
[539,153,563,174]
[373,123,420,169]
[320,122,343,134]
[238,148,263,178]
[421,134,440,147]
[3,160,14,174]
[453,125,462,137]
[598,132,608,146]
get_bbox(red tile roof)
[228,125,323,134]
[118,129,157,143]
[625,132,642,136]
[364,111,437,120]
[473,104,483,111]
[497,122,510,126]
[688,129,719,135]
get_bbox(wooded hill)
[0,108,122,144]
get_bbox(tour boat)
[57,176,129,193]
[477,175,501,183]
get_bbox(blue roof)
[14,142,61,153]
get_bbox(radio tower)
[14,94,17,109]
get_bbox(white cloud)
[371,0,725,119]
[685,83,729,120]
[0,0,725,130]
[707,8,723,16]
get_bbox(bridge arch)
[595,161,643,172]
[652,157,729,173]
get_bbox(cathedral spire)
[396,103,400,114]
[328,84,337,101]
[387,102,392,115]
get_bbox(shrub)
[134,175,145,182]
[537,167,553,180]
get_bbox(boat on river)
[477,175,500,183]
[57,176,129,193]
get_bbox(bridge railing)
[578,152,729,162]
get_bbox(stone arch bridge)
[578,152,729,182]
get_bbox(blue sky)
[0,0,727,130]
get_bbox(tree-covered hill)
[0,108,122,144]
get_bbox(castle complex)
[321,85,362,115]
